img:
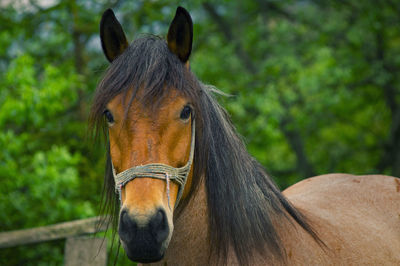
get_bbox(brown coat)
[158,174,400,265]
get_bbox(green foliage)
[0,0,399,265]
[0,54,96,265]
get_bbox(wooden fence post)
[0,216,110,264]
[64,236,107,266]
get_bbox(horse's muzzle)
[118,208,170,263]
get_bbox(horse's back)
[283,174,400,264]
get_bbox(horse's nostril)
[118,208,169,248]
[119,210,137,243]
[153,210,163,228]
[149,209,169,244]
[121,210,130,225]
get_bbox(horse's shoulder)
[281,174,400,264]
[283,173,400,223]
[283,173,399,197]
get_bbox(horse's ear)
[100,9,129,62]
[167,7,193,63]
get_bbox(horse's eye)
[103,109,114,124]
[180,105,192,120]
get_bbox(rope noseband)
[111,120,195,209]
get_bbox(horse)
[89,6,400,265]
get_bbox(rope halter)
[111,120,195,209]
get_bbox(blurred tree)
[195,0,400,185]
[0,0,399,265]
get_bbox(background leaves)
[1,0,399,265]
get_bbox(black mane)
[90,35,322,265]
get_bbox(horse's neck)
[160,180,210,265]
[152,181,325,266]
[156,181,317,266]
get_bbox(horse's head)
[93,7,197,263]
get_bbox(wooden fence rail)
[0,216,110,266]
